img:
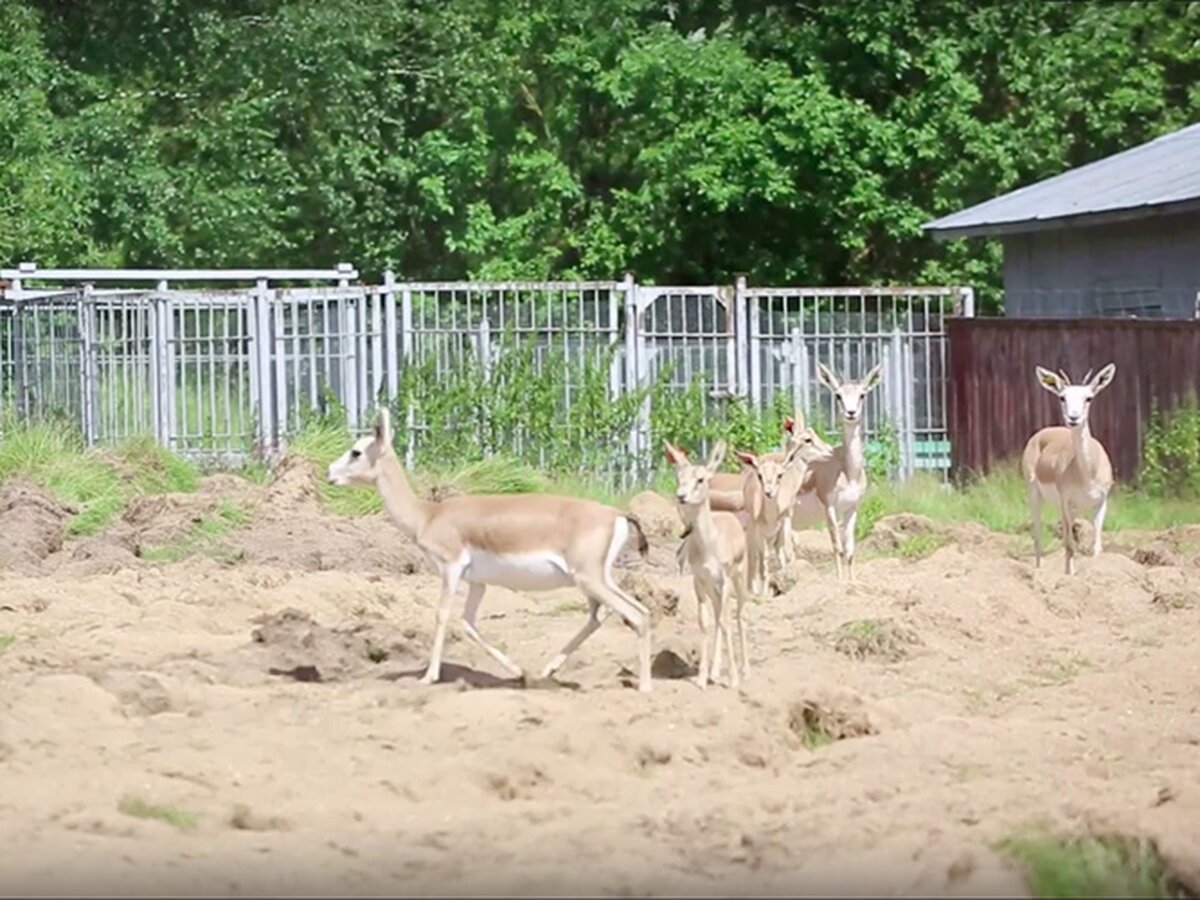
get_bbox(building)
[923,122,1200,318]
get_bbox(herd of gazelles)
[328,360,1118,693]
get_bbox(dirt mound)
[52,533,142,578]
[244,607,426,683]
[618,571,681,623]
[831,617,922,662]
[234,514,427,574]
[864,513,943,551]
[263,454,324,514]
[121,492,229,548]
[0,480,74,574]
[627,491,680,539]
[786,686,879,748]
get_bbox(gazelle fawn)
[1023,364,1116,575]
[665,440,752,690]
[736,413,836,592]
[327,408,655,691]
[789,362,884,582]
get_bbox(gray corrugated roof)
[922,121,1200,238]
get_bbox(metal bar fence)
[0,269,968,483]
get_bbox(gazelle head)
[327,407,395,486]
[781,408,837,463]
[664,439,726,510]
[734,448,795,501]
[1035,364,1116,430]
[816,362,883,427]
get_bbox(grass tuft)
[0,422,200,535]
[140,500,250,564]
[1000,831,1185,899]
[0,634,14,654]
[118,794,198,831]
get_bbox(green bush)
[1140,392,1200,498]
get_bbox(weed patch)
[1000,831,1186,898]
[118,795,198,831]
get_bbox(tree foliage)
[5,0,1199,309]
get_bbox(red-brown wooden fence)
[947,317,1200,482]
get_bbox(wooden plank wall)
[947,318,1200,482]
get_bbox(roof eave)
[923,197,1200,241]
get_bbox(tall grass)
[0,419,199,535]
[1000,832,1185,899]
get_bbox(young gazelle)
[761,409,836,571]
[736,415,836,592]
[665,440,751,690]
[788,362,884,582]
[1023,364,1116,575]
[327,408,654,691]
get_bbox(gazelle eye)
[350,449,362,460]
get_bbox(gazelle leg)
[842,507,859,583]
[716,576,739,689]
[824,503,844,581]
[540,595,609,679]
[422,563,464,685]
[1060,503,1076,576]
[733,563,751,678]
[577,574,653,692]
[1092,493,1108,557]
[780,517,795,565]
[461,583,525,678]
[1028,482,1043,568]
[694,582,711,690]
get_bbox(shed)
[923,122,1200,318]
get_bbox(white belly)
[461,549,574,592]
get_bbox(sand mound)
[627,490,680,538]
[0,480,74,574]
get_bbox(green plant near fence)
[1140,390,1200,499]
[384,329,903,484]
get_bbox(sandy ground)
[2,463,1200,897]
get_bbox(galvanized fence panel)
[400,281,629,477]
[0,270,967,482]
[747,286,964,478]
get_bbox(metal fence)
[0,264,970,482]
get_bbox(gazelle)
[788,362,884,582]
[767,409,836,570]
[1023,364,1116,575]
[327,408,655,691]
[665,440,751,690]
[736,415,836,592]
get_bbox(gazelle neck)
[679,496,719,545]
[1070,418,1095,473]
[841,417,866,482]
[375,453,432,538]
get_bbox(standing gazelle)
[327,408,654,691]
[665,440,751,690]
[789,362,884,581]
[1023,364,1117,575]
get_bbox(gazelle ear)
[816,362,840,391]
[373,407,393,447]
[735,450,758,470]
[861,363,884,393]
[663,441,689,467]
[1089,362,1116,395]
[782,417,795,434]
[707,439,727,471]
[1035,366,1064,395]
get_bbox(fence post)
[383,271,399,404]
[149,280,169,447]
[78,283,98,446]
[887,327,907,479]
[339,270,359,433]
[401,280,415,468]
[10,276,27,418]
[788,326,805,409]
[253,277,274,455]
[273,285,288,446]
[734,274,749,399]
[748,279,762,408]
[959,286,976,318]
[621,271,641,479]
